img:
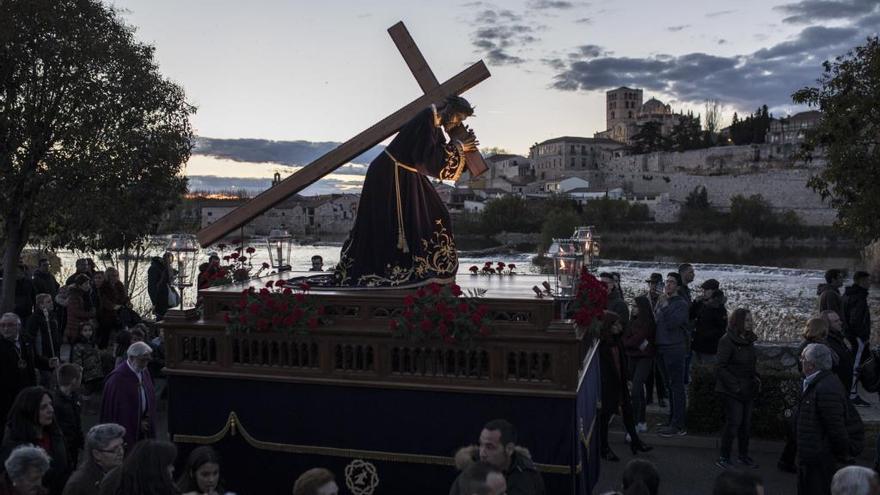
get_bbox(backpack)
[859,348,880,393]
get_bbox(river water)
[51,242,876,343]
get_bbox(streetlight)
[549,238,583,298]
[266,229,293,271]
[572,226,601,271]
[166,234,200,309]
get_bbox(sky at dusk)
[108,0,879,188]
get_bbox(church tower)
[605,87,643,130]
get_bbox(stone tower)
[605,87,643,130]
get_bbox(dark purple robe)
[99,361,156,449]
[333,105,465,287]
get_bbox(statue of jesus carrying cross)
[333,96,479,288]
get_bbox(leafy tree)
[540,208,581,251]
[0,0,194,310]
[729,194,777,236]
[669,113,704,152]
[480,196,541,234]
[793,36,880,241]
[630,121,670,154]
[729,105,771,145]
[685,186,710,209]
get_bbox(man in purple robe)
[99,341,156,450]
[333,96,478,288]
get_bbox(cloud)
[570,44,605,58]
[774,0,879,24]
[469,6,544,65]
[193,137,385,166]
[527,0,575,9]
[706,9,736,17]
[667,25,691,32]
[574,17,592,24]
[718,39,728,45]
[550,22,871,111]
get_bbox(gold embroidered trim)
[173,411,577,474]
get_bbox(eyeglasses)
[97,442,126,454]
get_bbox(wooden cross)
[196,21,491,247]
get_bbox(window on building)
[611,111,615,119]
[628,111,633,118]
[570,157,575,167]
[581,158,587,167]
[581,145,586,154]
[570,145,575,153]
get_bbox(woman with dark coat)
[714,308,760,470]
[599,311,652,461]
[98,440,179,495]
[622,296,656,432]
[0,387,69,495]
[63,275,94,345]
[690,279,728,363]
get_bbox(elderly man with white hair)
[832,466,880,495]
[797,343,861,495]
[0,444,52,495]
[62,423,126,495]
[99,342,156,450]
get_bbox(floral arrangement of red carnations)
[468,261,516,276]
[570,268,608,332]
[390,282,492,345]
[224,280,323,334]
[206,243,271,286]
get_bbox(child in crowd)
[54,363,85,470]
[27,293,61,387]
[72,321,105,395]
[114,323,148,366]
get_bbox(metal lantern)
[573,225,601,270]
[266,229,293,271]
[166,234,200,309]
[549,238,583,298]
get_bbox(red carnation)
[299,282,311,292]
[469,266,479,273]
[217,243,227,250]
[420,319,433,333]
[416,288,426,298]
[248,303,261,315]
[508,264,516,270]
[239,256,248,262]
[403,295,415,307]
[292,308,305,320]
[457,302,469,312]
[294,293,305,303]
[450,284,462,297]
[283,287,292,295]
[223,256,231,262]
[484,261,492,267]
[307,317,318,329]
[262,262,270,269]
[429,283,442,295]
[438,322,448,335]
[497,262,506,270]
[230,252,240,259]
[245,247,255,254]
[266,280,274,288]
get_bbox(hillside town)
[192,86,829,237]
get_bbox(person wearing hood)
[817,269,845,319]
[714,308,760,470]
[842,271,872,407]
[448,419,545,495]
[690,279,728,364]
[147,253,173,321]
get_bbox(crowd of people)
[1,254,878,494]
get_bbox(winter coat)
[600,327,631,412]
[32,271,60,299]
[0,424,69,495]
[817,284,843,319]
[796,370,856,465]
[53,390,84,460]
[826,329,855,392]
[64,288,95,341]
[147,258,170,312]
[842,284,871,340]
[607,293,630,330]
[690,290,728,354]
[72,339,104,384]
[0,336,43,427]
[654,294,689,348]
[449,445,546,495]
[96,282,127,332]
[62,459,106,495]
[25,311,61,360]
[13,277,35,321]
[622,313,656,358]
[715,328,759,401]
[0,472,47,495]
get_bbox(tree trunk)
[1,207,26,313]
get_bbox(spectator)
[600,273,629,329]
[63,261,91,288]
[819,310,855,392]
[53,288,69,342]
[843,271,872,406]
[831,466,880,495]
[623,295,656,434]
[99,343,156,450]
[818,269,845,319]
[32,259,60,302]
[25,295,61,388]
[309,256,324,272]
[97,440,178,495]
[642,273,666,409]
[292,468,338,495]
[449,419,545,495]
[112,325,146,366]
[599,312,651,461]
[713,470,764,495]
[0,314,42,426]
[457,462,505,495]
[14,265,36,323]
[798,319,833,375]
[147,253,173,321]
[797,343,857,495]
[677,263,695,304]
[61,424,125,495]
[654,272,690,437]
[621,459,659,495]
[176,446,224,495]
[0,445,51,495]
[715,308,760,470]
[0,387,69,494]
[93,271,124,350]
[52,365,83,472]
[70,323,103,396]
[644,273,663,311]
[197,254,221,291]
[690,279,728,364]
[63,276,94,347]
